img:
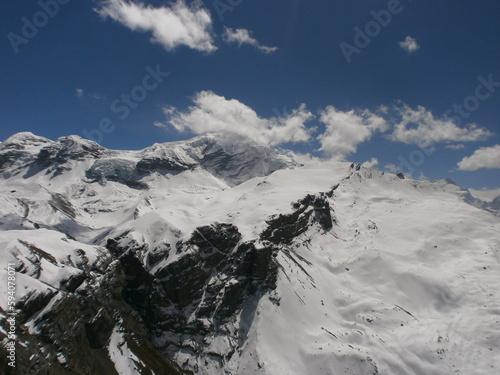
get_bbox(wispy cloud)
[75,88,106,100]
[388,104,492,147]
[399,36,420,53]
[457,145,500,171]
[445,144,465,150]
[161,91,314,146]
[96,0,217,53]
[222,27,278,54]
[317,107,388,160]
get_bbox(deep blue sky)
[1,0,499,189]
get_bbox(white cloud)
[362,157,379,169]
[159,95,495,164]
[75,88,106,100]
[153,121,166,128]
[317,106,388,159]
[96,0,216,53]
[163,91,314,146]
[389,104,492,147]
[91,93,106,100]
[222,27,278,54]
[445,144,465,150]
[399,36,419,53]
[417,171,428,181]
[281,150,322,166]
[384,164,399,173]
[468,188,500,202]
[457,145,500,171]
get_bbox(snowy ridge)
[0,132,499,375]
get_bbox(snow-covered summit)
[0,131,51,150]
[139,132,296,185]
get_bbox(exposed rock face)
[191,135,293,186]
[86,158,149,189]
[261,193,335,245]
[106,223,280,373]
[36,136,104,165]
[99,191,335,373]
[136,156,195,175]
[0,236,185,375]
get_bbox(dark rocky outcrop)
[0,133,51,173]
[106,223,279,371]
[0,247,185,375]
[36,136,103,166]
[136,157,194,174]
[261,193,334,245]
[85,159,149,189]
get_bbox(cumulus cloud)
[162,91,314,146]
[317,107,388,159]
[362,158,379,169]
[159,94,495,163]
[399,36,419,53]
[388,104,492,147]
[457,145,500,171]
[96,0,216,52]
[222,27,278,54]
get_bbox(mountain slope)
[0,132,499,375]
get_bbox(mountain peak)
[0,132,51,150]
[138,132,296,186]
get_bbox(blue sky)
[1,0,499,189]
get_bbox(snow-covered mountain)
[1,132,499,375]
